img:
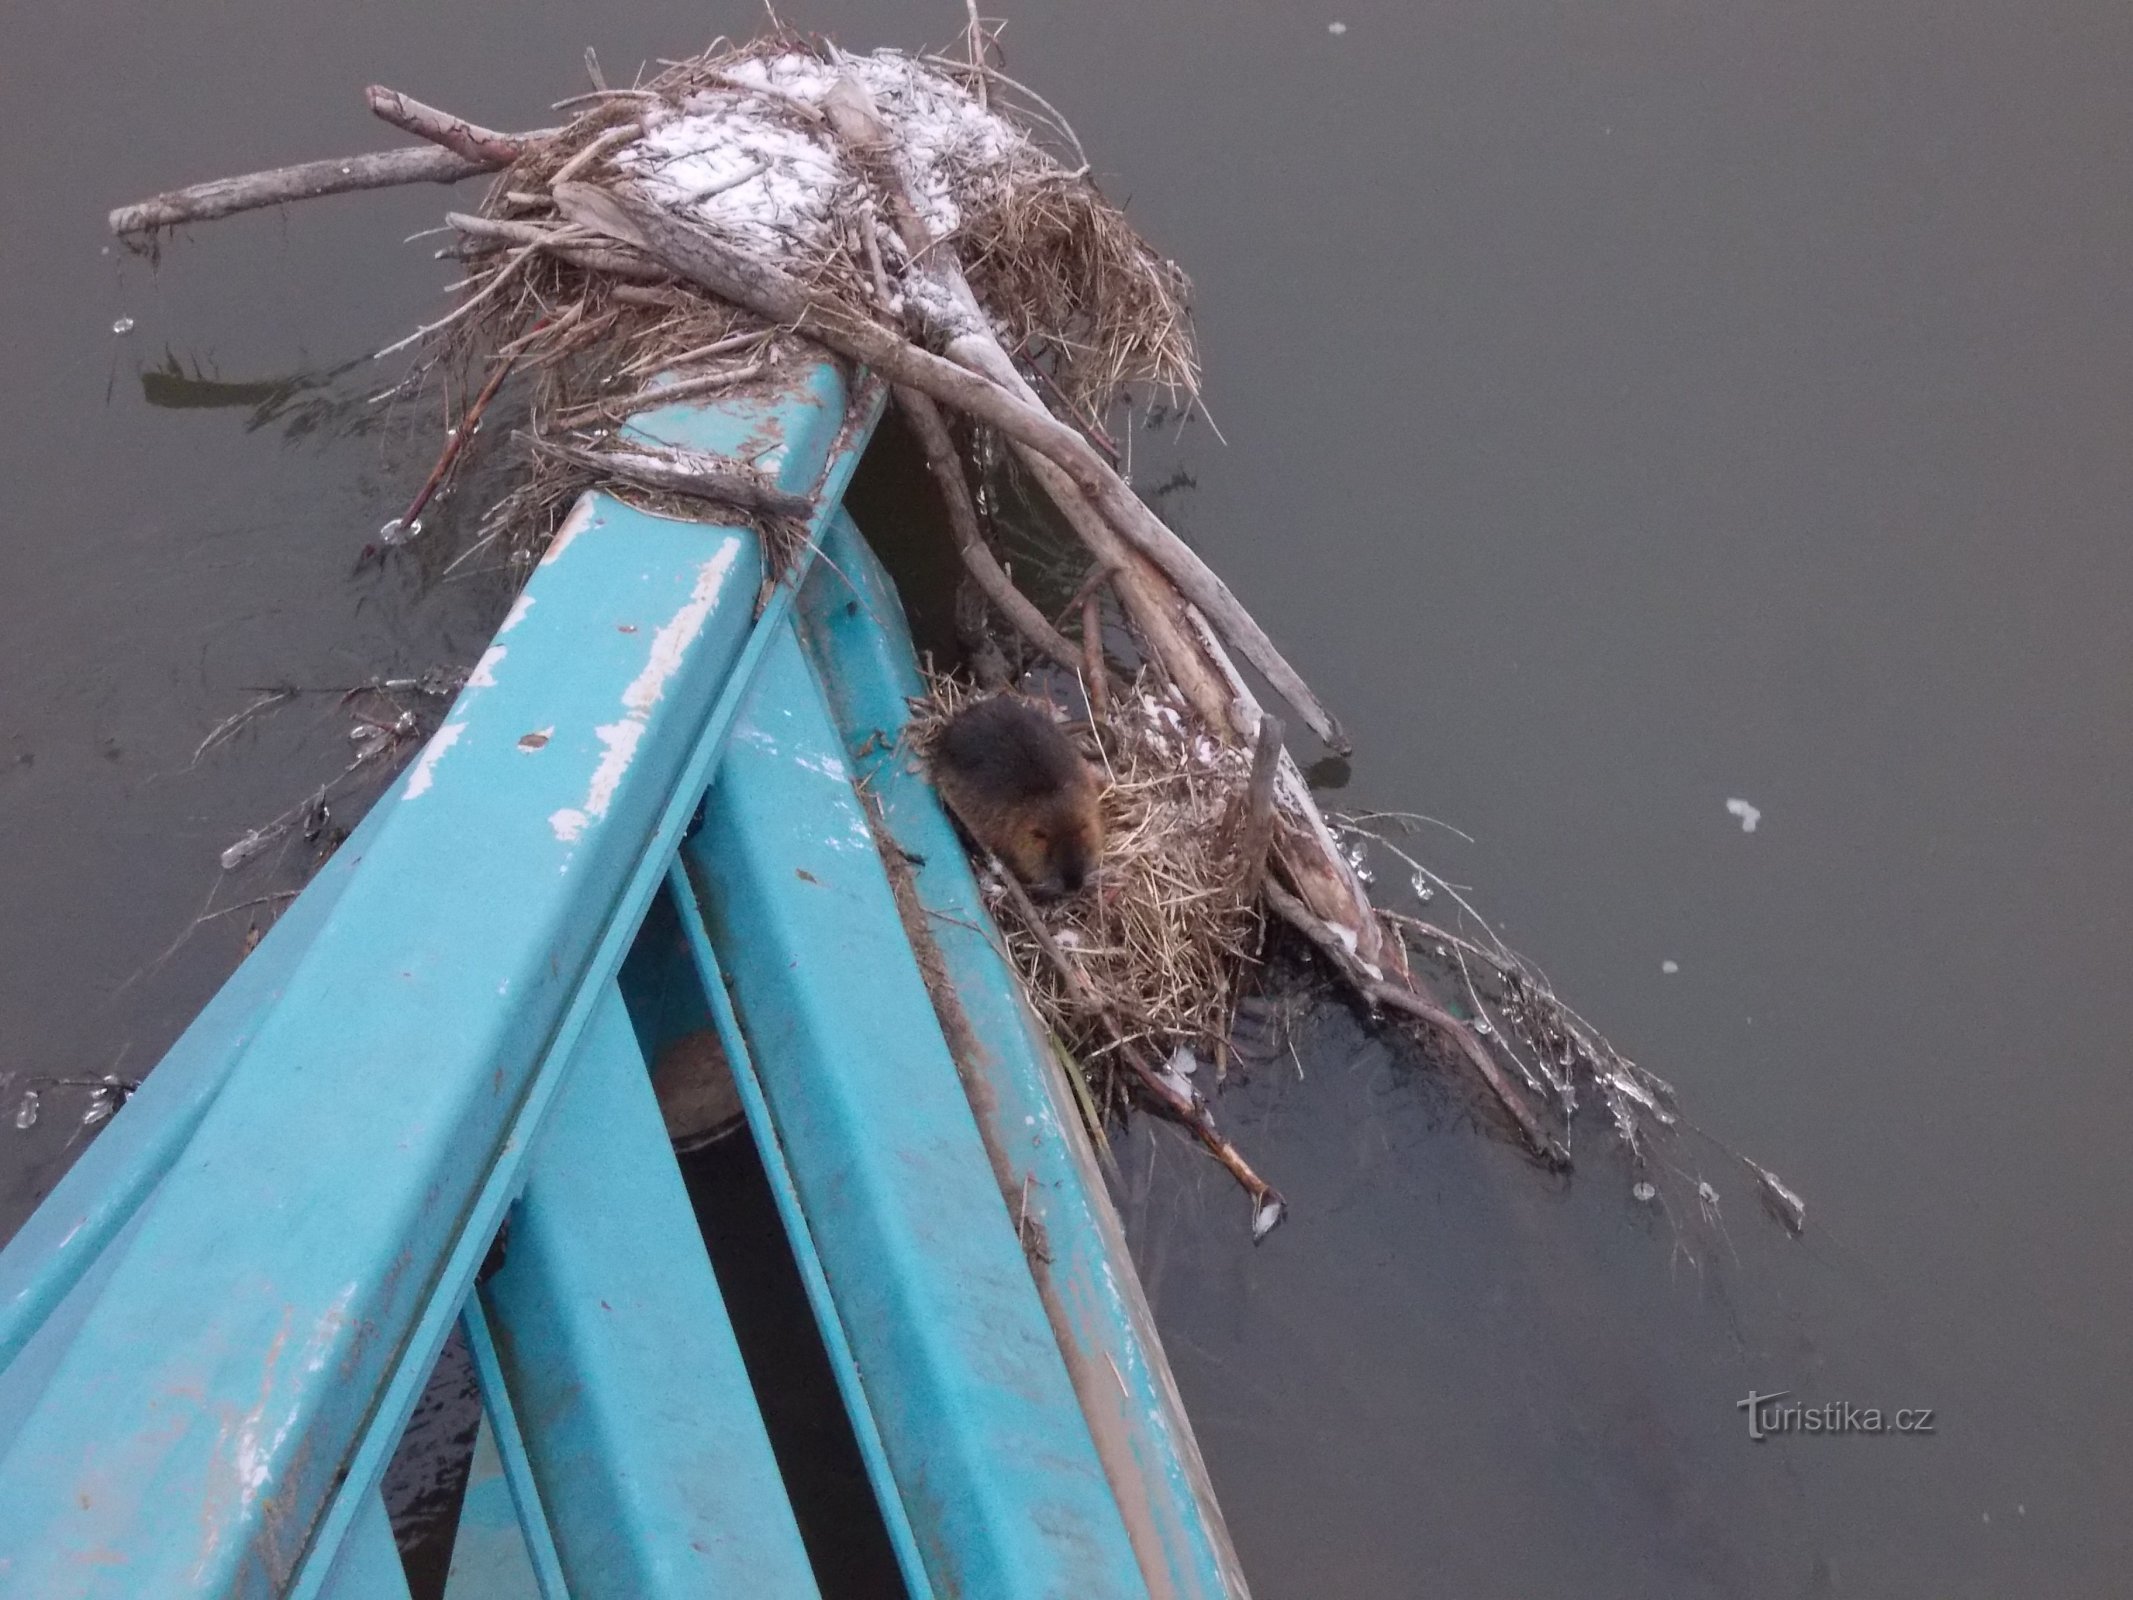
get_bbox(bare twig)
[536,439,813,519]
[110,147,493,235]
[547,121,643,187]
[1266,880,1566,1167]
[552,178,1346,754]
[1234,712,1283,902]
[1081,590,1108,718]
[392,355,518,535]
[898,389,1081,670]
[375,242,541,359]
[363,86,533,166]
[993,863,1284,1234]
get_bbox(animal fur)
[931,695,1104,897]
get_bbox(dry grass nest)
[908,671,1265,1109]
[404,33,1196,580]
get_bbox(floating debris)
[1725,797,1761,833]
[83,1079,131,1129]
[111,315,135,335]
[220,827,273,872]
[1746,1158,1807,1234]
[1327,20,1350,34]
[1661,959,1679,974]
[1408,871,1435,903]
[1155,1045,1199,1102]
[1631,1180,1657,1203]
[14,1090,39,1131]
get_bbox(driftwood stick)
[550,178,1345,753]
[445,212,670,282]
[1179,603,1397,977]
[1081,591,1109,718]
[394,355,517,534]
[993,867,1284,1235]
[537,440,814,519]
[110,147,489,235]
[1265,881,1566,1167]
[818,77,1343,752]
[547,120,642,187]
[363,87,533,166]
[376,242,540,359]
[1234,712,1283,902]
[898,389,1082,671]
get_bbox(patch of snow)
[1725,796,1761,833]
[621,50,1036,260]
[467,645,506,688]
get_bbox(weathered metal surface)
[681,622,1146,1599]
[478,984,818,1598]
[314,1494,412,1600]
[662,864,940,1600]
[459,1306,568,1600]
[0,798,385,1376]
[439,1417,541,1600]
[796,511,1254,1600]
[0,359,872,1597]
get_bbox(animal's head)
[1011,784,1105,899]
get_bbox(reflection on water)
[139,350,388,441]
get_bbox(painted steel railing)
[0,361,1248,1600]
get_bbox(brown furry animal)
[931,695,1104,897]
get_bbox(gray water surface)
[3,3,2127,1596]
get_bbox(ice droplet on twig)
[1252,1196,1285,1241]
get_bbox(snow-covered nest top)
[623,51,1027,255]
[591,44,1197,417]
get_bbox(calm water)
[4,3,2129,1595]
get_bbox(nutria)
[932,696,1103,897]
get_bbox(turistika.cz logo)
[1737,1390,1937,1441]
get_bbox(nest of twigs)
[411,33,1196,576]
[908,671,1264,1109]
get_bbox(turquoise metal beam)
[0,797,385,1375]
[316,1494,412,1600]
[795,511,1254,1599]
[441,1418,541,1600]
[681,622,1145,1599]
[286,366,883,1600]
[662,866,937,1600]
[0,361,877,1598]
[478,984,819,1598]
[460,1304,569,1600]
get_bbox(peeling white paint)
[541,496,601,566]
[546,538,742,847]
[468,645,507,688]
[404,721,467,799]
[580,716,648,828]
[498,592,537,634]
